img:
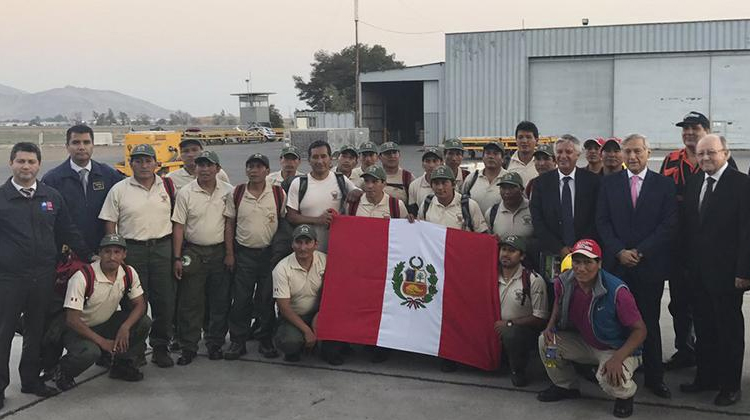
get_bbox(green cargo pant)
[60,313,152,377]
[126,237,174,349]
[498,324,540,372]
[274,313,316,356]
[228,246,275,343]
[177,243,231,352]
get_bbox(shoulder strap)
[162,176,176,211]
[233,184,247,213]
[489,203,500,230]
[422,194,434,218]
[388,196,400,218]
[460,194,474,232]
[334,173,349,213]
[401,169,413,188]
[464,170,480,196]
[271,185,284,219]
[461,168,470,180]
[298,175,308,207]
[521,268,531,306]
[122,264,133,294]
[81,265,96,301]
[347,197,361,216]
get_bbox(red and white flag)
[317,216,500,371]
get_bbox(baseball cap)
[245,153,269,168]
[583,137,605,149]
[339,144,359,156]
[483,141,505,153]
[602,137,622,151]
[359,142,378,154]
[362,165,386,181]
[195,150,220,165]
[379,142,400,154]
[499,172,523,189]
[570,239,602,260]
[179,138,203,149]
[533,143,554,158]
[430,165,455,182]
[676,111,710,130]
[500,235,526,253]
[422,146,441,160]
[99,233,127,249]
[280,145,301,159]
[443,138,464,151]
[292,224,317,241]
[130,144,156,158]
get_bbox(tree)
[134,114,151,125]
[105,108,117,125]
[269,104,284,128]
[155,118,167,125]
[169,110,192,125]
[293,44,404,111]
[119,112,130,125]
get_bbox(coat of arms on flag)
[317,216,501,371]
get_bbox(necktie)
[20,187,34,198]
[630,175,640,208]
[561,176,575,247]
[700,177,715,219]
[79,168,89,197]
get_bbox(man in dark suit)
[680,134,750,406]
[596,134,677,399]
[530,135,600,262]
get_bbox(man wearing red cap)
[538,239,646,418]
[582,138,605,174]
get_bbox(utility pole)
[354,0,361,127]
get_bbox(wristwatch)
[506,320,513,327]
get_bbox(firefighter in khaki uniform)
[267,145,304,189]
[349,165,407,219]
[167,138,230,189]
[462,141,509,214]
[419,165,489,234]
[378,142,413,204]
[99,144,176,368]
[224,153,285,360]
[349,142,380,187]
[171,151,233,365]
[407,147,443,216]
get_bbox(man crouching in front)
[537,239,646,418]
[56,234,151,390]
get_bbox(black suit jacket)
[596,169,677,279]
[530,168,600,254]
[684,167,750,293]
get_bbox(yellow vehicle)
[460,136,557,159]
[115,131,183,176]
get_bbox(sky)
[2,0,750,117]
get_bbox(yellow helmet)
[560,253,573,272]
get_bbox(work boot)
[510,370,529,387]
[283,352,301,362]
[258,338,279,359]
[664,351,696,371]
[207,346,224,360]
[54,368,77,392]
[168,339,181,352]
[370,347,389,363]
[613,397,634,418]
[440,359,457,373]
[224,342,247,360]
[95,352,112,368]
[151,347,174,368]
[109,361,144,382]
[177,350,196,366]
[537,385,581,402]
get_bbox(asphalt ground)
[1,141,750,419]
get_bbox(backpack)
[421,193,475,232]
[233,183,284,220]
[162,176,176,212]
[297,173,349,214]
[385,169,414,196]
[54,262,134,305]
[347,195,401,218]
[519,268,532,306]
[488,203,501,230]
[463,170,481,196]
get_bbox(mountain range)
[0,83,173,120]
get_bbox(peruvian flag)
[316,216,501,371]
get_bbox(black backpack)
[421,193,475,232]
[296,173,349,214]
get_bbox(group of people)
[0,111,747,418]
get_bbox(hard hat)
[560,253,572,272]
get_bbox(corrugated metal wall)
[445,20,750,138]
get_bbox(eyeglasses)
[696,149,726,158]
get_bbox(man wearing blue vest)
[537,239,646,418]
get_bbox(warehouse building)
[360,19,750,148]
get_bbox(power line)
[359,20,443,35]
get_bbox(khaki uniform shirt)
[171,180,233,246]
[486,198,534,239]
[408,174,434,207]
[167,167,231,189]
[507,151,538,188]
[267,170,303,187]
[419,193,489,233]
[384,168,410,203]
[354,193,408,219]
[64,261,144,327]
[350,166,366,188]
[99,176,173,241]
[463,169,508,214]
[224,181,285,248]
[272,251,327,316]
[499,266,549,321]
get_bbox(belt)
[186,242,224,249]
[236,244,271,252]
[126,235,171,246]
